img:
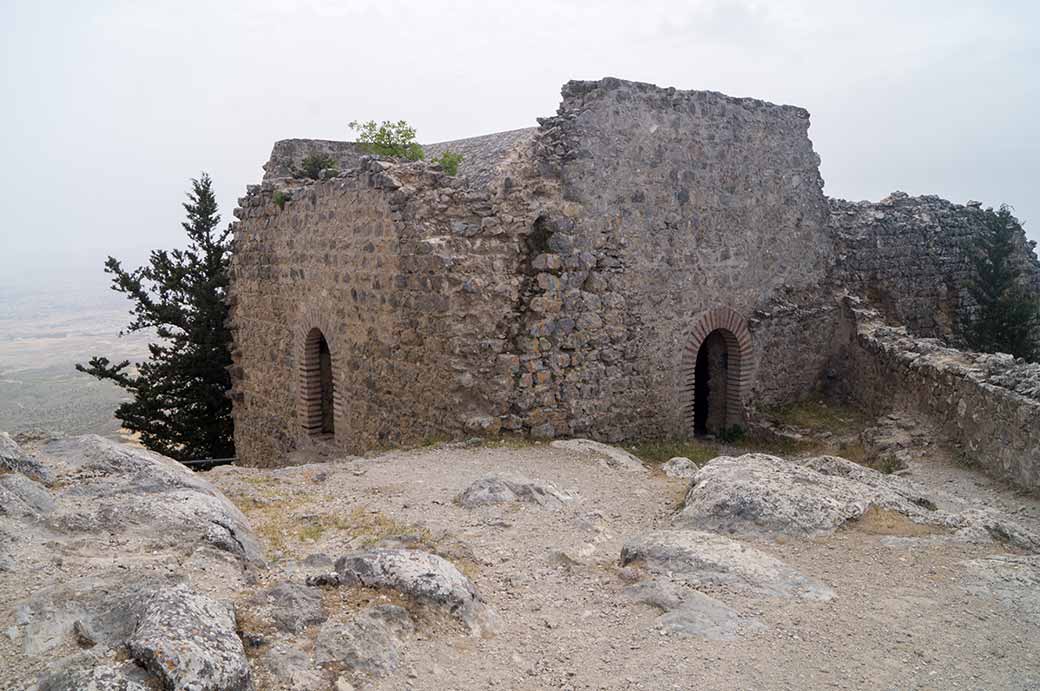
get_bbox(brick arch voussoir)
[680,307,754,432]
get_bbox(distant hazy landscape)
[0,275,150,439]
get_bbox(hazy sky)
[2,0,1037,289]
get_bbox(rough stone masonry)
[227,77,1040,486]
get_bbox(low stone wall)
[840,301,1040,491]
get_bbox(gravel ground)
[209,438,1040,691]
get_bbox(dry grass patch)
[766,396,871,436]
[242,499,479,577]
[847,507,945,537]
[729,434,818,458]
[625,438,719,465]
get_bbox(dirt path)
[210,438,1040,691]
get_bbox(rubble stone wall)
[525,78,838,440]
[229,77,1040,467]
[830,193,1040,340]
[839,301,1040,491]
[746,293,849,411]
[228,159,532,465]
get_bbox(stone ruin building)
[228,77,1040,490]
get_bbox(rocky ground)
[2,412,1040,690]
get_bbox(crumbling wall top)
[425,127,537,189]
[262,138,366,182]
[558,76,811,120]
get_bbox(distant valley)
[0,278,150,439]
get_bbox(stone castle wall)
[228,157,538,465]
[830,193,1040,340]
[836,299,1040,491]
[522,78,840,441]
[229,77,1040,468]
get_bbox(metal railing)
[179,457,236,471]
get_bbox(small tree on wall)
[76,174,235,461]
[349,120,425,161]
[295,152,337,180]
[964,205,1040,361]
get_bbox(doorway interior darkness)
[693,329,730,435]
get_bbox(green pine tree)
[964,205,1040,361]
[77,174,234,461]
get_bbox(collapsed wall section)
[512,78,841,441]
[830,192,1040,340]
[228,155,532,466]
[837,298,1040,491]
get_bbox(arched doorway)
[681,308,753,436]
[300,327,336,438]
[694,330,730,434]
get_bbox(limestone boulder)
[36,657,154,691]
[329,549,485,627]
[621,529,834,601]
[128,583,253,691]
[455,473,571,509]
[315,605,415,678]
[35,435,262,564]
[0,432,51,483]
[0,434,262,690]
[678,453,938,538]
[624,578,764,640]
[677,453,1040,550]
[246,581,326,634]
[250,643,326,691]
[0,472,55,517]
[662,456,698,479]
[550,438,647,472]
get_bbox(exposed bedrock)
[677,453,1040,551]
[308,548,496,634]
[455,473,572,509]
[549,439,647,472]
[621,529,834,601]
[0,434,261,690]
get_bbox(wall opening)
[318,335,334,434]
[301,327,336,438]
[681,307,753,437]
[694,330,730,435]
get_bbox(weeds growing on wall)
[435,150,463,175]
[273,190,288,210]
[295,152,337,180]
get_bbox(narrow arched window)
[301,328,335,437]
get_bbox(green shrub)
[718,425,745,443]
[435,150,463,176]
[273,190,288,210]
[349,119,424,161]
[295,153,337,180]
